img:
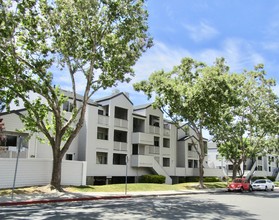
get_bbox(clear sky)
[65,0,279,105]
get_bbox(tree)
[212,65,279,179]
[0,0,152,191]
[134,57,239,188]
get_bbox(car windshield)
[255,180,266,183]
[233,179,242,183]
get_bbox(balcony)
[114,118,128,128]
[114,142,128,151]
[188,151,199,159]
[149,145,160,154]
[149,126,160,134]
[131,155,154,167]
[132,132,153,145]
[98,115,109,126]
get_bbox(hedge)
[139,174,165,184]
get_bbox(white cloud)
[51,38,267,105]
[183,21,219,42]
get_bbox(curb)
[0,195,132,206]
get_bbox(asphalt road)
[1,190,278,220]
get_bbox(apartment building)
[0,92,223,186]
[207,143,279,180]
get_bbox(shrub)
[139,175,165,184]
[267,176,276,181]
[203,177,220,182]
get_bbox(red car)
[227,178,252,192]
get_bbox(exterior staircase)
[131,155,172,184]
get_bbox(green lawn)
[65,182,228,193]
[1,181,278,195]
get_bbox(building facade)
[0,92,224,185]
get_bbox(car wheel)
[249,186,253,192]
[265,186,268,191]
[271,186,274,191]
[240,187,244,192]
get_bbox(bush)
[203,177,220,182]
[184,176,199,182]
[139,175,165,184]
[183,176,221,183]
[267,176,276,181]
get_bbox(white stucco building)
[0,92,225,186]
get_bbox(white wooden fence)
[0,158,87,189]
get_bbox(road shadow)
[0,194,259,220]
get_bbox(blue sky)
[66,0,279,105]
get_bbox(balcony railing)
[149,126,160,134]
[114,142,128,151]
[188,151,199,159]
[132,132,153,145]
[98,115,109,125]
[114,118,128,128]
[149,146,160,154]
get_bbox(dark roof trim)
[178,135,208,142]
[95,92,133,105]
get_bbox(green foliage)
[0,0,152,190]
[134,57,241,187]
[182,176,220,183]
[139,175,166,184]
[212,66,279,178]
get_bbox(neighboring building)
[0,92,224,185]
[207,143,279,180]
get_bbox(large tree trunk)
[50,154,63,191]
[232,163,239,179]
[198,157,205,188]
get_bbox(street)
[1,190,278,220]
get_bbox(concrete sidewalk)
[0,189,223,206]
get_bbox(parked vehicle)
[251,179,275,191]
[227,178,252,192]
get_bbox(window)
[96,152,108,164]
[114,130,127,142]
[194,160,198,168]
[228,165,233,170]
[2,135,17,147]
[257,165,262,171]
[113,153,126,165]
[188,160,193,168]
[163,138,170,148]
[66,154,73,160]
[258,156,262,160]
[115,107,128,120]
[63,101,73,112]
[149,115,160,127]
[188,143,193,151]
[98,109,104,115]
[163,158,170,167]
[154,136,160,147]
[133,118,145,132]
[97,127,108,140]
[132,144,138,155]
